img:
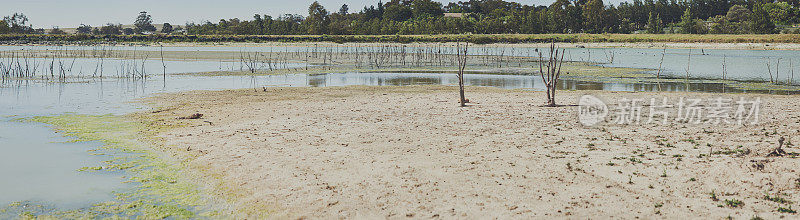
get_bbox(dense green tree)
[48,27,66,34]
[378,1,385,18]
[583,0,605,33]
[750,4,776,34]
[304,1,329,34]
[564,1,585,32]
[647,12,664,33]
[94,23,122,35]
[339,4,349,15]
[134,11,156,33]
[726,5,751,22]
[0,20,9,34]
[548,0,572,32]
[161,23,174,33]
[708,15,741,33]
[690,0,731,20]
[384,4,413,21]
[762,2,794,25]
[3,13,34,34]
[444,2,464,12]
[123,28,134,35]
[679,9,698,33]
[76,24,92,34]
[411,0,445,18]
[603,5,623,33]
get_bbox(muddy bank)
[140,85,800,219]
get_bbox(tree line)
[2,0,798,36]
[184,0,798,35]
[0,11,181,35]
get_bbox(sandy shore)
[140,85,800,218]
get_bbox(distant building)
[444,13,466,18]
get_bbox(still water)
[3,45,799,82]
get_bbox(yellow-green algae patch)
[2,114,221,219]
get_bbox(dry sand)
[141,85,800,219]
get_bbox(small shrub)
[725,199,744,208]
[764,195,792,204]
[778,206,797,214]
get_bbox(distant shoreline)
[2,34,800,47]
[3,38,800,51]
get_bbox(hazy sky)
[4,0,626,28]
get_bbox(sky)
[3,0,626,28]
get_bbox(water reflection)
[3,45,799,83]
[303,72,797,95]
[3,72,796,117]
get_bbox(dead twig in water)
[722,54,727,81]
[657,46,666,79]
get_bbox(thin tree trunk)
[790,59,794,86]
[456,42,469,107]
[161,45,166,82]
[767,59,774,83]
[722,54,726,81]
[685,49,691,80]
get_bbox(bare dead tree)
[790,59,795,86]
[657,47,666,79]
[685,49,691,80]
[538,42,566,107]
[777,58,782,85]
[160,45,167,81]
[767,58,774,83]
[722,54,727,80]
[456,42,469,107]
[239,50,261,74]
[604,49,615,64]
[140,51,149,79]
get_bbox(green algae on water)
[3,114,221,219]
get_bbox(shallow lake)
[1,44,798,213]
[3,45,799,82]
